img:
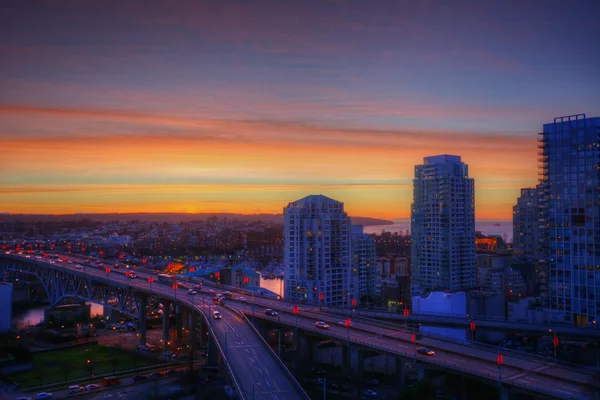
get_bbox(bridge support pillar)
[162,302,170,352]
[394,357,406,386]
[417,367,427,381]
[350,347,364,377]
[137,295,147,346]
[176,306,184,342]
[188,312,197,370]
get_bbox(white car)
[315,321,329,329]
[187,289,197,295]
[75,264,83,269]
[85,383,100,391]
[236,297,247,302]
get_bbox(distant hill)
[0,213,394,226]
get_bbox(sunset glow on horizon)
[1,1,598,219]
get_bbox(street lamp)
[412,333,416,364]
[273,329,281,358]
[469,321,476,343]
[497,353,504,395]
[551,329,559,364]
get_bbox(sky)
[1,0,599,219]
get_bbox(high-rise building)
[513,187,540,259]
[351,225,376,302]
[411,154,476,292]
[283,195,354,306]
[538,114,600,325]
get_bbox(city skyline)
[2,1,599,219]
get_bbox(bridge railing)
[204,321,245,400]
[227,306,311,400]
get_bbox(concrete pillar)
[138,295,147,346]
[188,312,197,355]
[176,306,183,342]
[162,302,170,352]
[350,348,364,377]
[417,367,426,381]
[394,357,406,386]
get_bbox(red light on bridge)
[189,267,195,273]
[43,253,48,258]
[119,254,125,259]
[142,258,147,264]
[351,298,357,307]
[497,354,504,365]
[244,277,249,284]
[62,257,67,262]
[67,244,71,250]
[215,271,220,279]
[26,244,32,249]
[38,244,43,248]
[172,283,178,290]
[126,271,131,277]
[105,267,111,274]
[470,321,476,331]
[148,277,154,283]
[82,247,86,252]
[292,306,299,315]
[411,334,415,344]
[51,244,55,249]
[319,293,324,302]
[553,336,559,348]
[404,309,410,317]
[99,250,103,256]
[344,318,352,328]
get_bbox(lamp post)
[148,276,154,291]
[551,330,559,365]
[273,329,281,358]
[469,321,476,343]
[292,306,300,331]
[403,308,410,331]
[497,353,504,395]
[412,333,416,364]
[172,283,178,302]
[252,293,255,326]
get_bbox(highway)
[5,252,598,399]
[1,253,308,400]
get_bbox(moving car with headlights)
[315,321,329,329]
[212,311,222,320]
[417,347,435,356]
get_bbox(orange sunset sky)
[1,1,598,219]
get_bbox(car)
[194,284,203,290]
[68,385,83,394]
[213,311,222,320]
[35,255,42,259]
[316,377,324,385]
[417,347,435,356]
[200,351,208,357]
[208,289,216,295]
[75,264,83,269]
[114,263,121,268]
[187,289,197,295]
[129,273,137,279]
[49,260,55,264]
[236,297,247,302]
[315,321,330,329]
[66,260,73,264]
[57,259,63,263]
[338,320,352,327]
[84,260,91,264]
[164,369,179,375]
[132,375,147,382]
[363,389,378,397]
[177,282,186,289]
[35,393,53,400]
[149,372,162,379]
[365,378,379,385]
[222,291,232,297]
[99,263,104,267]
[265,309,278,316]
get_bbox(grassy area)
[7,343,156,388]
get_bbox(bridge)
[0,253,309,400]
[4,252,599,399]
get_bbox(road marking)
[264,367,271,376]
[258,367,263,375]
[231,345,260,348]
[264,378,271,387]
[250,356,256,364]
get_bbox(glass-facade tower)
[539,114,600,325]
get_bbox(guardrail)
[227,306,311,400]
[244,311,585,400]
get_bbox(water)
[363,218,513,242]
[260,276,284,298]
[13,303,104,329]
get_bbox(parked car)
[315,321,329,329]
[265,309,278,316]
[417,347,435,356]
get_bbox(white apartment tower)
[284,195,354,306]
[411,155,476,292]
